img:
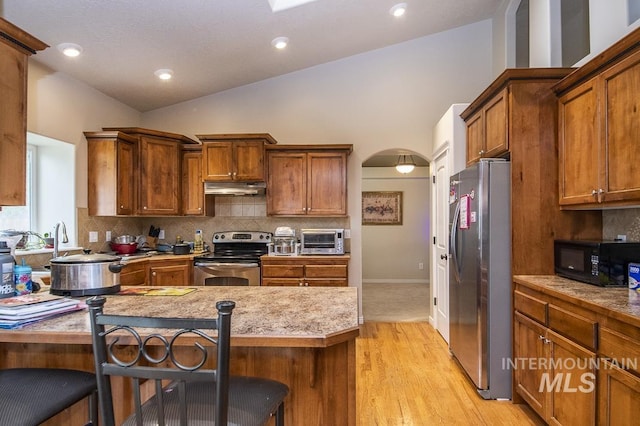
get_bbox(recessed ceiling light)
[271,36,289,49]
[389,3,407,18]
[57,43,83,57]
[154,69,174,80]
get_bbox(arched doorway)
[360,149,431,322]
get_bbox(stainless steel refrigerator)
[448,158,512,399]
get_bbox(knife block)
[147,237,157,249]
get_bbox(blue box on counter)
[629,262,640,292]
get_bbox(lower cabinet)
[514,278,640,426]
[261,256,349,287]
[120,258,193,286]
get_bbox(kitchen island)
[0,286,359,425]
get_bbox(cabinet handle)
[299,282,304,286]
[544,338,551,344]
[479,150,485,156]
[538,335,545,340]
[233,172,237,177]
[591,189,597,196]
[227,172,232,176]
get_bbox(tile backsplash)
[603,208,640,241]
[77,195,350,253]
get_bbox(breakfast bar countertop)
[0,286,360,347]
[514,275,640,328]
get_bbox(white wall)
[27,61,141,209]
[141,21,494,295]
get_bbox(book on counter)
[0,293,85,329]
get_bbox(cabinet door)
[598,359,640,426]
[149,262,191,286]
[120,262,147,286]
[116,139,136,215]
[138,136,181,215]
[202,142,234,181]
[0,41,28,205]
[234,141,265,181]
[547,330,597,426]
[307,152,347,216]
[182,150,214,216]
[514,312,550,420]
[267,151,307,215]
[466,111,483,166]
[557,79,600,205]
[600,49,640,203]
[483,88,509,157]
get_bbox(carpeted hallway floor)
[361,282,430,322]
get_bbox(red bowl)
[110,242,138,254]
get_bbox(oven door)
[194,262,261,286]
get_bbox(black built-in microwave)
[554,240,640,287]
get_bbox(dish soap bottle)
[194,230,204,254]
[14,259,32,296]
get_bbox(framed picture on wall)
[362,191,403,225]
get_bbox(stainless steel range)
[193,231,272,286]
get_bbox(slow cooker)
[50,250,124,296]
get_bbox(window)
[561,0,590,66]
[631,0,640,24]
[0,133,76,250]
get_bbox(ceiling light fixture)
[271,36,289,49]
[395,155,415,174]
[389,3,408,18]
[57,43,83,57]
[154,69,174,80]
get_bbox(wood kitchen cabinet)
[119,261,147,286]
[513,276,640,426]
[266,145,352,216]
[196,133,277,182]
[88,127,199,216]
[464,87,508,165]
[554,28,640,208]
[85,131,137,216]
[462,68,602,277]
[261,255,349,287]
[0,19,47,206]
[181,145,215,216]
[148,258,192,286]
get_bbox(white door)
[433,149,450,342]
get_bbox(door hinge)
[433,297,437,306]
[432,175,436,184]
[433,236,436,245]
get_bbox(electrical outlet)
[617,234,627,241]
[344,229,351,238]
[89,231,98,243]
[105,231,111,242]
[158,229,165,239]
[418,262,424,270]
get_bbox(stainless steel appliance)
[50,251,124,296]
[299,229,344,255]
[449,159,511,399]
[269,227,299,256]
[193,231,271,286]
[554,239,640,287]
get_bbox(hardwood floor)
[356,322,545,425]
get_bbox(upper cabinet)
[461,68,573,167]
[0,19,48,206]
[87,127,198,216]
[181,145,215,216]
[196,133,277,182]
[266,145,352,217]
[554,27,640,208]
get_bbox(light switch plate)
[106,231,111,242]
[89,231,98,243]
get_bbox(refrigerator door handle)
[450,200,461,283]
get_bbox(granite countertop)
[0,286,359,347]
[514,275,640,327]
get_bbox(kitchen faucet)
[52,221,69,259]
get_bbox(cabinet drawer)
[305,265,347,279]
[514,290,547,325]
[261,264,304,278]
[548,304,598,350]
[600,327,640,375]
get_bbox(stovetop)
[194,231,272,263]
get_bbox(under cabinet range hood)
[204,182,266,196]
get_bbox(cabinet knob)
[228,172,232,176]
[143,206,147,210]
[479,150,485,155]
[591,189,597,196]
[120,205,124,209]
[152,272,156,276]
[299,282,304,286]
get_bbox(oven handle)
[194,262,259,268]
